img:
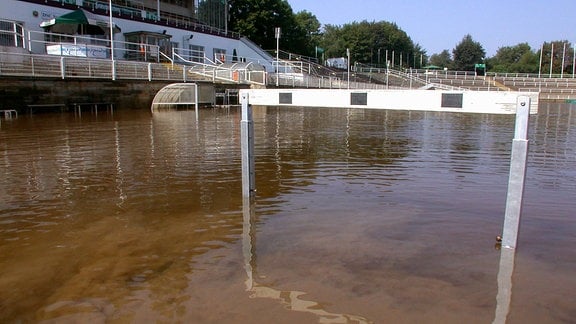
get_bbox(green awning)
[40,9,121,35]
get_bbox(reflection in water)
[242,198,373,323]
[0,105,574,323]
[493,247,516,324]
[114,121,127,207]
[0,111,245,322]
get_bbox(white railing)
[1,25,384,89]
[488,72,576,79]
[0,50,190,81]
[269,73,388,90]
[0,47,271,85]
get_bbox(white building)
[0,0,275,71]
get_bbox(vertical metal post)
[157,0,160,21]
[549,43,554,78]
[275,27,280,87]
[111,59,116,81]
[385,49,388,68]
[60,56,65,79]
[573,43,575,78]
[347,48,350,89]
[194,83,199,121]
[538,43,543,78]
[109,0,115,80]
[561,42,566,78]
[224,0,228,35]
[241,93,255,198]
[501,96,530,249]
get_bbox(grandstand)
[355,67,576,101]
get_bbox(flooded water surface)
[0,103,575,323]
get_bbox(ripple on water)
[0,106,574,323]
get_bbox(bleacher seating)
[493,75,576,100]
[407,70,576,101]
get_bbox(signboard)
[279,92,292,104]
[350,92,368,105]
[47,44,108,58]
[441,93,463,108]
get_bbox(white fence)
[0,51,189,81]
[0,19,383,88]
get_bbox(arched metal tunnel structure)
[151,83,217,112]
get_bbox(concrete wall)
[0,78,175,111]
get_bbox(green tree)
[318,24,345,59]
[319,20,422,67]
[412,43,427,68]
[429,50,452,68]
[228,0,300,52]
[515,49,539,73]
[488,43,539,73]
[452,34,486,71]
[539,40,573,75]
[293,10,321,57]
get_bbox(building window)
[0,20,24,48]
[213,48,226,63]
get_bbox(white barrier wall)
[240,89,539,114]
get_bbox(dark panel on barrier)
[441,93,463,108]
[279,92,292,104]
[351,92,368,105]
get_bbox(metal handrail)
[0,50,188,81]
[159,51,173,65]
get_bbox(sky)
[287,0,576,57]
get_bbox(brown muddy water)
[0,103,575,323]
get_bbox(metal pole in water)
[501,96,531,249]
[241,93,255,198]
